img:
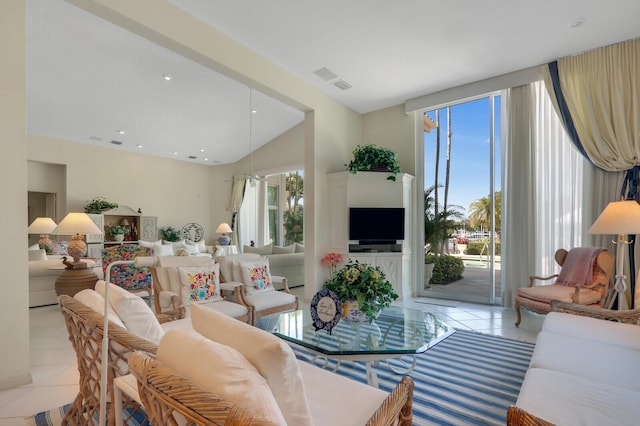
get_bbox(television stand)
[349,243,402,253]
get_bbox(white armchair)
[150,256,251,323]
[216,253,299,326]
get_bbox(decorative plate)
[310,289,342,334]
[181,223,204,242]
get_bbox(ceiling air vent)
[313,67,339,81]
[188,155,197,160]
[333,79,352,91]
[110,140,123,145]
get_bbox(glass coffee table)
[271,305,455,387]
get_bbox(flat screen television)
[349,207,405,242]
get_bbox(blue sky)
[424,96,501,220]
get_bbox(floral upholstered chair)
[102,244,153,304]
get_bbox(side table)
[215,245,238,256]
[52,257,101,297]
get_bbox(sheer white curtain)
[502,81,586,306]
[238,181,258,250]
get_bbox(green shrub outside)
[465,240,501,255]
[425,254,464,284]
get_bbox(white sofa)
[512,306,640,425]
[243,243,305,288]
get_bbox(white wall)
[0,0,31,390]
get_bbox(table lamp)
[588,199,640,309]
[52,212,102,263]
[28,217,57,254]
[216,222,233,245]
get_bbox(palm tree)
[425,185,465,254]
[468,191,502,231]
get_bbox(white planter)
[424,263,435,288]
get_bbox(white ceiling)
[27,0,640,165]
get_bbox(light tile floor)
[0,292,545,424]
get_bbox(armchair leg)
[515,301,522,327]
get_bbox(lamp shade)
[52,212,102,236]
[216,223,233,234]
[588,200,640,235]
[28,217,57,234]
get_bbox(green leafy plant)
[106,225,127,236]
[324,259,398,320]
[159,226,181,242]
[345,144,401,181]
[429,255,464,284]
[84,197,118,214]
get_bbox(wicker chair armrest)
[365,376,414,426]
[156,307,186,323]
[528,274,558,287]
[551,300,640,323]
[128,351,276,425]
[506,406,555,426]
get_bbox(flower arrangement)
[320,252,343,277]
[456,236,469,245]
[324,259,398,321]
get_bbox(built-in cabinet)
[87,205,157,260]
[328,171,414,299]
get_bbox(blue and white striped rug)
[290,329,534,426]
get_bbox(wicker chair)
[550,300,640,324]
[129,350,414,426]
[507,406,555,426]
[515,248,614,327]
[59,294,156,425]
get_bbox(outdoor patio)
[427,254,502,299]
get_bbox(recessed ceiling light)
[204,157,209,161]
[162,74,173,81]
[252,109,257,114]
[117,129,125,135]
[570,17,586,28]
[172,151,179,155]
[136,144,143,149]
[200,148,205,152]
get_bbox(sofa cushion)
[152,243,173,256]
[295,243,304,253]
[28,248,47,261]
[137,239,162,248]
[238,259,274,294]
[516,367,640,426]
[178,264,223,304]
[95,280,164,345]
[298,361,387,426]
[531,330,640,391]
[543,312,640,351]
[243,244,273,255]
[243,291,297,311]
[272,244,295,254]
[158,329,286,425]
[215,253,260,283]
[190,303,313,426]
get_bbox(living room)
[3,1,640,424]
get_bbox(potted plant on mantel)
[324,259,398,323]
[345,144,401,181]
[106,225,127,242]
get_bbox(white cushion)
[138,239,162,248]
[159,317,192,333]
[298,361,387,426]
[543,312,640,351]
[197,300,248,319]
[73,289,126,328]
[28,248,47,261]
[158,329,286,425]
[190,304,312,426]
[243,291,297,311]
[28,243,41,251]
[163,239,185,246]
[272,244,295,254]
[516,367,640,426]
[238,259,274,295]
[178,264,223,304]
[95,281,164,345]
[152,244,173,256]
[530,330,640,391]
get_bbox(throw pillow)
[178,264,223,304]
[238,259,273,294]
[294,243,305,253]
[190,304,312,426]
[51,240,69,256]
[243,244,273,255]
[151,243,173,257]
[28,248,47,261]
[28,243,40,251]
[272,244,295,254]
[73,289,126,328]
[138,239,162,248]
[158,329,286,425]
[183,240,201,255]
[94,281,164,345]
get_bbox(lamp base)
[218,235,231,246]
[55,266,99,297]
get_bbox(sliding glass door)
[422,94,502,304]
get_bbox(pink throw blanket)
[555,247,605,287]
